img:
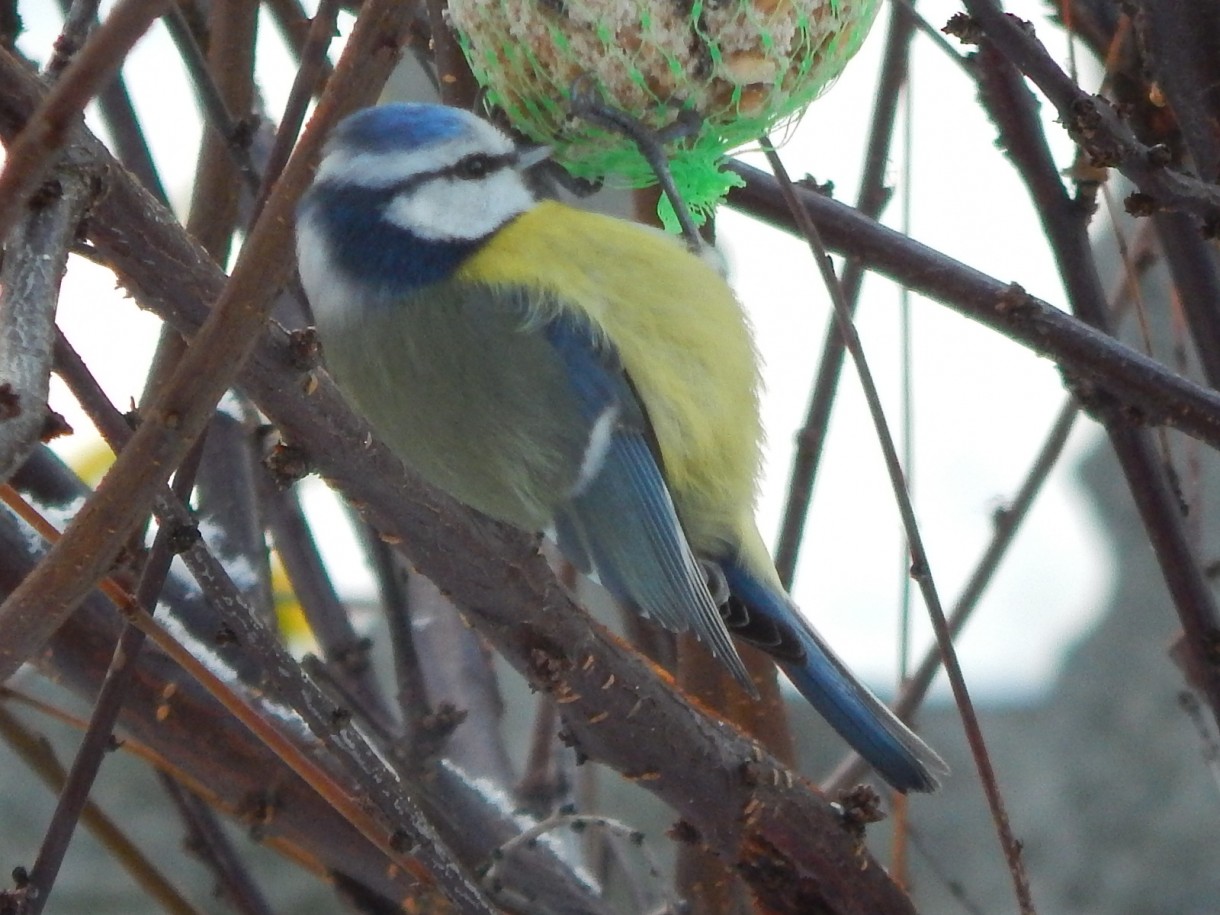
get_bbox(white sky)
[21,1,1113,703]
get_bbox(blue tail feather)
[721,561,948,793]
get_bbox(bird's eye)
[453,154,495,180]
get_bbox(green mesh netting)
[451,0,880,229]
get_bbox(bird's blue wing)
[720,560,948,792]
[541,314,752,688]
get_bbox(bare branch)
[0,0,169,239]
[0,147,95,481]
[0,0,415,685]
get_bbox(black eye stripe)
[381,151,518,199]
[443,151,516,180]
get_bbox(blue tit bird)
[295,102,947,792]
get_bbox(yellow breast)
[456,201,764,557]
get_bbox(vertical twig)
[968,13,1220,733]
[261,484,393,731]
[263,0,335,89]
[53,0,168,203]
[762,140,1036,915]
[45,0,103,77]
[0,706,204,915]
[21,439,205,915]
[162,2,261,199]
[774,0,916,586]
[253,0,341,222]
[826,397,1080,791]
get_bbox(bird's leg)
[567,78,705,252]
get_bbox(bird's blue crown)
[327,103,472,156]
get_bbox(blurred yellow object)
[61,434,113,486]
[272,553,317,655]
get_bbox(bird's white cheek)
[385,171,534,241]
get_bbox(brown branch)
[162,3,261,200]
[0,0,413,685]
[725,161,1220,451]
[403,571,518,785]
[953,2,1220,225]
[0,704,204,915]
[762,137,1031,913]
[158,777,274,915]
[253,0,341,223]
[7,447,608,914]
[183,0,258,262]
[971,27,1220,732]
[6,92,925,915]
[45,0,103,77]
[424,0,479,106]
[0,0,169,240]
[52,0,167,203]
[264,0,335,90]
[20,439,204,915]
[0,145,96,481]
[260,483,394,732]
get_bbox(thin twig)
[483,812,678,914]
[184,0,259,266]
[159,776,275,915]
[195,404,276,625]
[908,827,988,915]
[21,439,205,915]
[775,0,916,586]
[516,696,564,814]
[1153,213,1220,387]
[0,705,205,915]
[262,483,394,732]
[0,0,169,239]
[423,0,479,106]
[762,138,1036,914]
[162,3,262,199]
[263,0,335,89]
[887,0,972,73]
[404,571,517,785]
[724,161,1220,452]
[51,0,167,203]
[252,0,341,224]
[973,29,1220,731]
[956,0,1220,225]
[45,0,102,77]
[568,87,704,250]
[825,397,1079,791]
[0,0,415,686]
[362,527,430,735]
[1177,691,1220,797]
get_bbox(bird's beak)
[517,144,552,171]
